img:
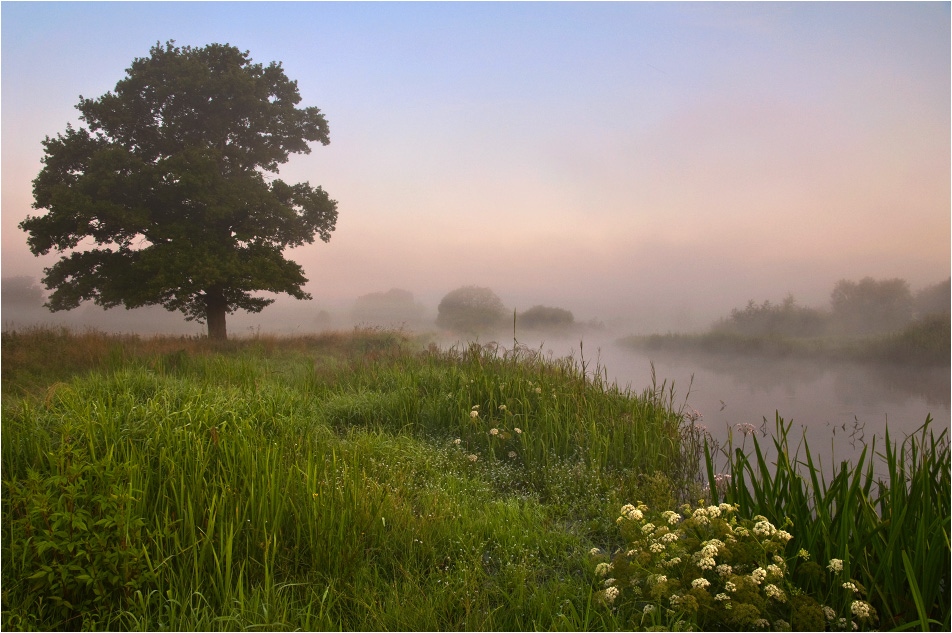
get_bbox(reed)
[706,415,951,631]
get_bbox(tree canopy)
[20,41,338,339]
[436,286,507,333]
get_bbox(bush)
[351,288,425,327]
[435,286,507,333]
[517,305,575,332]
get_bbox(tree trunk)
[205,288,228,341]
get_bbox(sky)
[1,1,949,333]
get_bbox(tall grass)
[706,415,951,631]
[2,327,693,631]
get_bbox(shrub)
[592,502,877,631]
[350,288,425,327]
[435,286,507,333]
[517,305,575,332]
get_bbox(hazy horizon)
[2,2,949,336]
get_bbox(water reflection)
[514,335,947,472]
[592,343,950,474]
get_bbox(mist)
[2,3,949,341]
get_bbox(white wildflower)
[715,593,730,601]
[765,584,786,602]
[514,427,522,434]
[725,581,737,593]
[595,562,612,577]
[604,586,620,603]
[750,567,767,585]
[468,454,478,462]
[851,601,872,619]
[842,581,859,593]
[753,519,776,537]
[489,428,499,436]
[649,542,665,553]
[822,606,836,621]
[716,564,732,576]
[828,558,844,573]
[470,410,479,419]
[767,564,784,579]
[692,577,711,589]
[697,557,716,570]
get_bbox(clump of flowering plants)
[591,502,878,631]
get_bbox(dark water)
[536,337,950,474]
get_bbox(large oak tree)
[20,41,337,339]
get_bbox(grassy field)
[2,327,948,631]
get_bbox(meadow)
[1,327,948,631]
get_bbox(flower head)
[467,454,478,462]
[851,601,873,620]
[827,558,844,574]
[470,410,479,419]
[489,428,499,436]
[765,584,786,602]
[603,586,620,603]
[514,427,522,434]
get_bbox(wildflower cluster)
[591,503,878,630]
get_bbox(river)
[516,335,950,476]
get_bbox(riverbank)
[619,313,950,366]
[2,327,948,630]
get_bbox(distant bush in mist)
[713,277,947,339]
[1,277,45,309]
[516,305,575,332]
[351,288,426,327]
[830,277,914,335]
[914,277,950,318]
[713,294,827,338]
[436,285,506,333]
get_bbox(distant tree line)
[714,277,950,338]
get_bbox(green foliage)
[18,41,337,340]
[708,415,950,631]
[592,501,878,631]
[4,424,154,629]
[436,285,507,333]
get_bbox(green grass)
[706,415,951,631]
[2,327,948,631]
[2,327,694,631]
